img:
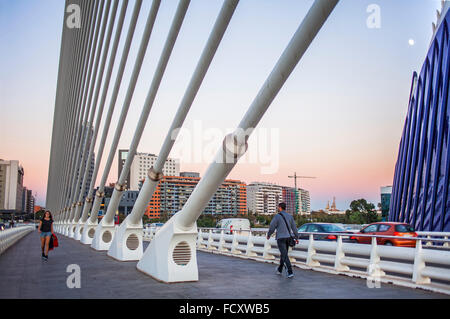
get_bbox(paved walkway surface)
[0,231,448,299]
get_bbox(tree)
[294,214,311,227]
[142,214,150,225]
[160,211,169,223]
[35,209,45,221]
[196,215,217,228]
[346,199,379,224]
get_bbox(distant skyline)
[0,0,443,211]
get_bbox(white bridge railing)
[417,231,450,248]
[0,226,35,255]
[143,226,450,295]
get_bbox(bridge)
[1,225,449,299]
[0,227,448,299]
[2,0,450,300]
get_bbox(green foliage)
[346,198,379,224]
[196,215,217,228]
[294,214,312,227]
[159,211,170,223]
[35,210,45,221]
[296,199,380,226]
[138,198,380,229]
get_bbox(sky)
[0,0,444,210]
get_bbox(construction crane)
[288,173,316,215]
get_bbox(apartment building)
[119,150,180,191]
[145,175,246,219]
[247,182,282,215]
[0,159,24,212]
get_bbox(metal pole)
[90,0,161,250]
[62,0,100,231]
[177,0,339,230]
[103,0,190,226]
[85,0,142,228]
[138,0,339,283]
[71,0,121,240]
[92,0,160,227]
[79,0,127,228]
[58,0,95,227]
[126,0,239,227]
[51,0,89,215]
[71,0,114,231]
[69,1,106,232]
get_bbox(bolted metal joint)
[147,167,164,182]
[85,197,93,203]
[221,133,248,164]
[115,182,126,192]
[96,191,105,198]
[76,202,83,207]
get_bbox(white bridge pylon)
[90,0,161,251]
[100,0,192,254]
[108,0,240,262]
[137,0,339,283]
[46,0,339,284]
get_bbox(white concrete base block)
[58,224,64,235]
[91,220,116,251]
[68,223,77,239]
[62,223,70,237]
[80,220,98,245]
[74,221,85,241]
[107,218,143,261]
[137,216,198,283]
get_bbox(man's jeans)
[277,238,293,274]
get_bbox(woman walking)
[38,210,54,261]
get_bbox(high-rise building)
[22,188,35,215]
[180,172,200,178]
[119,150,180,191]
[389,3,450,231]
[281,187,310,215]
[247,182,282,215]
[144,175,246,219]
[282,186,297,215]
[380,186,392,221]
[103,190,139,216]
[75,152,95,199]
[0,159,24,213]
[22,186,28,214]
[299,188,311,214]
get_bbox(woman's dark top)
[41,219,53,232]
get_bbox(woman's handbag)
[49,234,59,251]
[279,213,297,247]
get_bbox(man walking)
[267,203,299,278]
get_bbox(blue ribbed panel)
[389,11,450,232]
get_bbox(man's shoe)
[287,272,294,278]
[276,267,283,275]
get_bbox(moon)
[408,39,415,46]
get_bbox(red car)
[351,222,417,247]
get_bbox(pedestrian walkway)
[0,231,447,299]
